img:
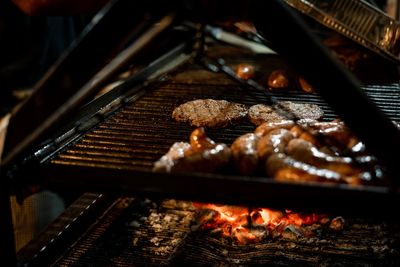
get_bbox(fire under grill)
[16,44,400,266]
[47,197,400,267]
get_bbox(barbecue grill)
[2,0,400,266]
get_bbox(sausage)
[231,133,260,175]
[266,153,344,183]
[255,120,294,137]
[189,127,216,152]
[257,128,294,163]
[286,138,360,177]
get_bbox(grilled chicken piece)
[153,142,191,172]
[231,133,260,175]
[153,128,231,173]
[173,143,231,173]
[172,99,248,128]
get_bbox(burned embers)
[193,203,345,244]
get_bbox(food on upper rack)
[254,120,295,136]
[275,101,324,121]
[153,127,231,173]
[236,63,255,80]
[166,102,381,184]
[248,104,286,125]
[153,142,191,173]
[286,139,363,181]
[266,153,344,183]
[298,76,315,93]
[231,133,260,175]
[257,128,295,162]
[230,119,383,184]
[267,70,290,90]
[296,119,357,149]
[172,99,248,128]
[248,102,324,126]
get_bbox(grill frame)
[3,1,400,266]
[13,25,400,267]
[17,45,399,217]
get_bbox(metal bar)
[34,40,193,165]
[248,0,400,182]
[38,164,400,218]
[2,0,176,168]
[17,193,117,267]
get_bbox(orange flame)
[194,203,324,244]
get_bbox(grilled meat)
[297,76,315,93]
[248,102,324,126]
[275,101,324,121]
[255,120,295,137]
[236,63,255,80]
[153,128,231,173]
[286,138,359,177]
[266,152,364,185]
[268,70,290,90]
[248,104,286,126]
[165,98,380,185]
[257,128,294,163]
[266,153,344,183]
[261,121,380,185]
[172,99,248,128]
[231,133,260,175]
[153,142,191,172]
[296,119,357,150]
[172,143,231,173]
[190,127,216,151]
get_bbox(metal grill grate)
[49,63,400,171]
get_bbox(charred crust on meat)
[172,99,248,128]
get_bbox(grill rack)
[32,45,400,217]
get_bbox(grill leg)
[0,184,16,265]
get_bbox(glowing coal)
[193,203,340,244]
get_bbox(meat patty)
[248,104,286,126]
[172,99,248,128]
[248,101,324,126]
[275,101,324,120]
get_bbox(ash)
[133,199,195,256]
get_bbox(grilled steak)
[172,99,248,128]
